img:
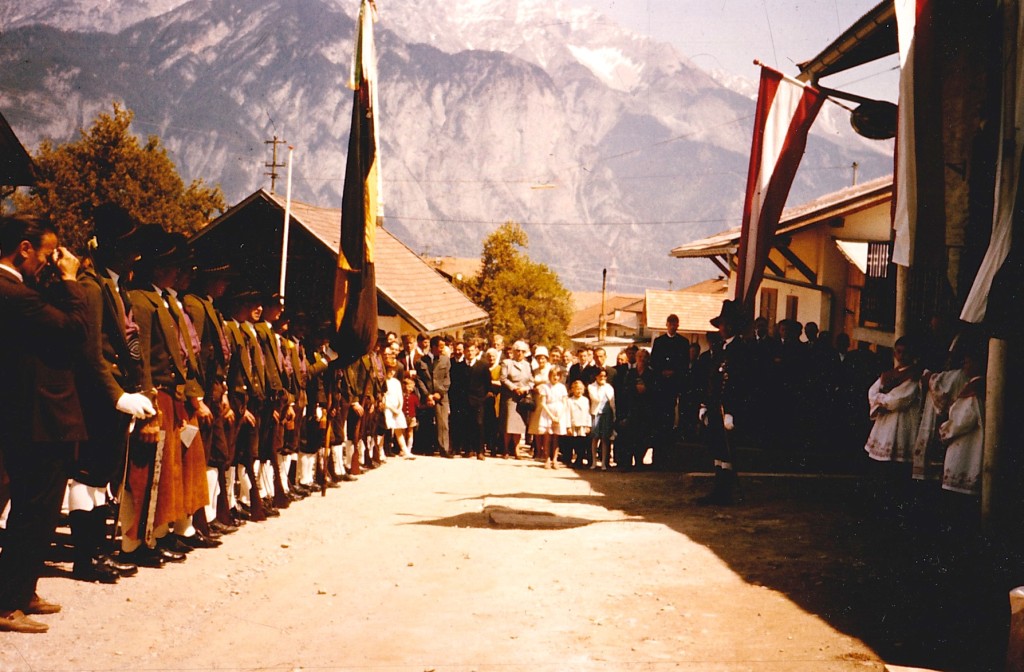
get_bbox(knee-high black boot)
[70,509,118,583]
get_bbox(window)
[759,287,778,330]
[785,295,799,321]
[860,241,896,330]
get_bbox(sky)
[568,0,899,101]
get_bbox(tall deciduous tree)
[13,102,224,252]
[463,221,572,346]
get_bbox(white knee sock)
[237,465,251,506]
[67,480,107,512]
[172,515,195,538]
[205,468,220,521]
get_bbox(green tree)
[13,102,225,252]
[462,221,573,346]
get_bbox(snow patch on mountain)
[566,44,642,92]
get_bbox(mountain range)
[0,0,892,292]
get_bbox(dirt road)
[1,456,908,671]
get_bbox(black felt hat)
[710,299,746,329]
[90,204,140,252]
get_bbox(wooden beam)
[774,243,817,284]
[765,257,785,277]
[710,255,730,275]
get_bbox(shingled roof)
[670,175,893,258]
[645,278,730,333]
[197,190,487,334]
[263,192,487,334]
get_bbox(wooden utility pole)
[265,135,287,193]
[598,268,608,341]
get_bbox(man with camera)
[0,215,88,633]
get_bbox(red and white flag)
[734,66,825,309]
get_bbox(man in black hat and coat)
[697,299,752,505]
[183,255,238,534]
[70,204,155,583]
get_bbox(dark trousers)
[466,401,485,454]
[0,441,72,610]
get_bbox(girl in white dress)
[382,366,409,457]
[537,367,568,468]
[566,380,592,467]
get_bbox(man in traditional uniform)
[71,204,154,583]
[0,216,87,633]
[164,237,217,550]
[341,351,374,473]
[226,289,270,522]
[255,293,293,510]
[120,226,191,566]
[697,300,752,506]
[183,256,239,534]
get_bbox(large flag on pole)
[734,65,825,309]
[332,0,380,367]
[960,0,1023,329]
[892,0,948,271]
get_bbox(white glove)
[723,413,735,431]
[323,345,339,362]
[116,392,156,419]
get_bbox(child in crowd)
[940,348,985,497]
[383,366,410,458]
[398,376,419,459]
[865,336,922,468]
[588,369,616,470]
[537,367,568,468]
[566,380,591,467]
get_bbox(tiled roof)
[262,191,488,333]
[567,295,645,337]
[645,278,730,333]
[670,174,893,258]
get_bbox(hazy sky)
[569,0,899,100]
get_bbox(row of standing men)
[0,207,397,634]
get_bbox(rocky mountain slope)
[0,0,891,290]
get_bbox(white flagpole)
[279,145,294,297]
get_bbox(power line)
[387,214,733,227]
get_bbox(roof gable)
[199,190,487,334]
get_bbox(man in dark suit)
[415,335,452,457]
[0,216,88,633]
[465,340,491,459]
[448,340,471,457]
[650,314,690,466]
[71,204,155,583]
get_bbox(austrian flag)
[734,66,825,309]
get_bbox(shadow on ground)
[575,459,1024,672]
[433,445,1023,672]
